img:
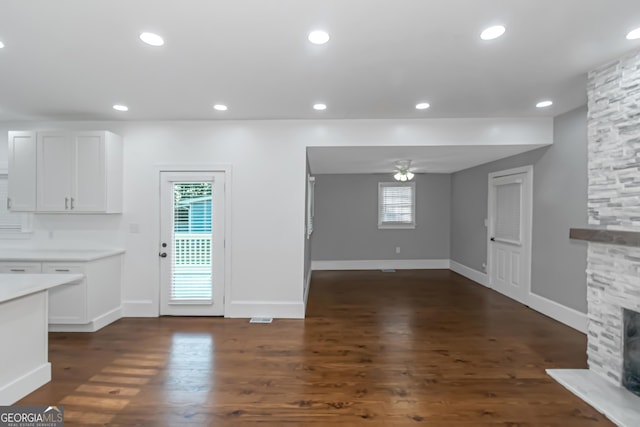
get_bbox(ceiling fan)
[393,160,415,182]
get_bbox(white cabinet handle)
[10,268,26,272]
[55,269,70,272]
[6,198,11,210]
[70,197,75,210]
[65,197,69,209]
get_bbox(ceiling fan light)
[394,172,403,181]
[406,172,415,180]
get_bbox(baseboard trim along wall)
[449,260,489,287]
[311,259,451,270]
[0,363,50,406]
[311,258,587,333]
[449,260,587,334]
[48,307,122,333]
[527,292,587,333]
[122,300,157,317]
[226,301,305,319]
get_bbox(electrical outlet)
[395,246,401,254]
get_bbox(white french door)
[160,171,225,316]
[487,167,532,305]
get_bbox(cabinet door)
[37,132,73,212]
[43,263,87,324]
[0,262,42,273]
[72,132,106,212]
[7,131,37,211]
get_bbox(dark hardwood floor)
[18,270,613,426]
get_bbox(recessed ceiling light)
[536,100,553,108]
[480,25,506,41]
[213,104,228,111]
[0,41,4,49]
[139,32,164,47]
[113,104,129,112]
[308,30,330,45]
[627,27,640,40]
[415,102,430,110]
[313,103,327,111]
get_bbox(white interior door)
[160,171,225,316]
[488,167,532,305]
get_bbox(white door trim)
[155,164,232,317]
[486,165,533,305]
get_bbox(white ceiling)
[0,0,639,121]
[1,1,638,174]
[307,145,546,174]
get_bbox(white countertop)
[0,248,125,262]
[0,273,84,303]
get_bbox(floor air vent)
[250,317,273,323]
[381,269,396,273]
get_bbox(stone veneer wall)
[586,48,640,385]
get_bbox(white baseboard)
[527,292,587,333]
[304,268,312,307]
[122,300,157,317]
[311,259,450,271]
[449,260,586,334]
[450,260,489,287]
[49,307,122,332]
[226,301,305,319]
[0,363,50,405]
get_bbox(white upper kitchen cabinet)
[36,131,123,213]
[37,132,72,212]
[7,131,37,212]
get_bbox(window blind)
[171,182,213,302]
[494,182,521,242]
[0,175,22,234]
[378,182,415,228]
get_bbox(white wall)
[0,117,552,319]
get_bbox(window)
[0,174,29,237]
[378,182,416,229]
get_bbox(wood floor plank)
[75,384,141,396]
[63,410,114,425]
[89,375,151,385]
[16,270,614,426]
[102,366,159,376]
[60,395,130,410]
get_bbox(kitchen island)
[0,273,83,405]
[0,248,124,332]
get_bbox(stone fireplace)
[623,308,640,397]
[587,242,640,392]
[547,48,640,427]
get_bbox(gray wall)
[311,173,451,261]
[451,105,588,312]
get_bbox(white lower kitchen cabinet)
[0,262,42,273]
[0,249,123,332]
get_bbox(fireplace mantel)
[570,228,640,247]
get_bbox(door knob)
[159,252,167,258]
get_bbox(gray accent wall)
[451,105,589,312]
[311,173,451,261]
